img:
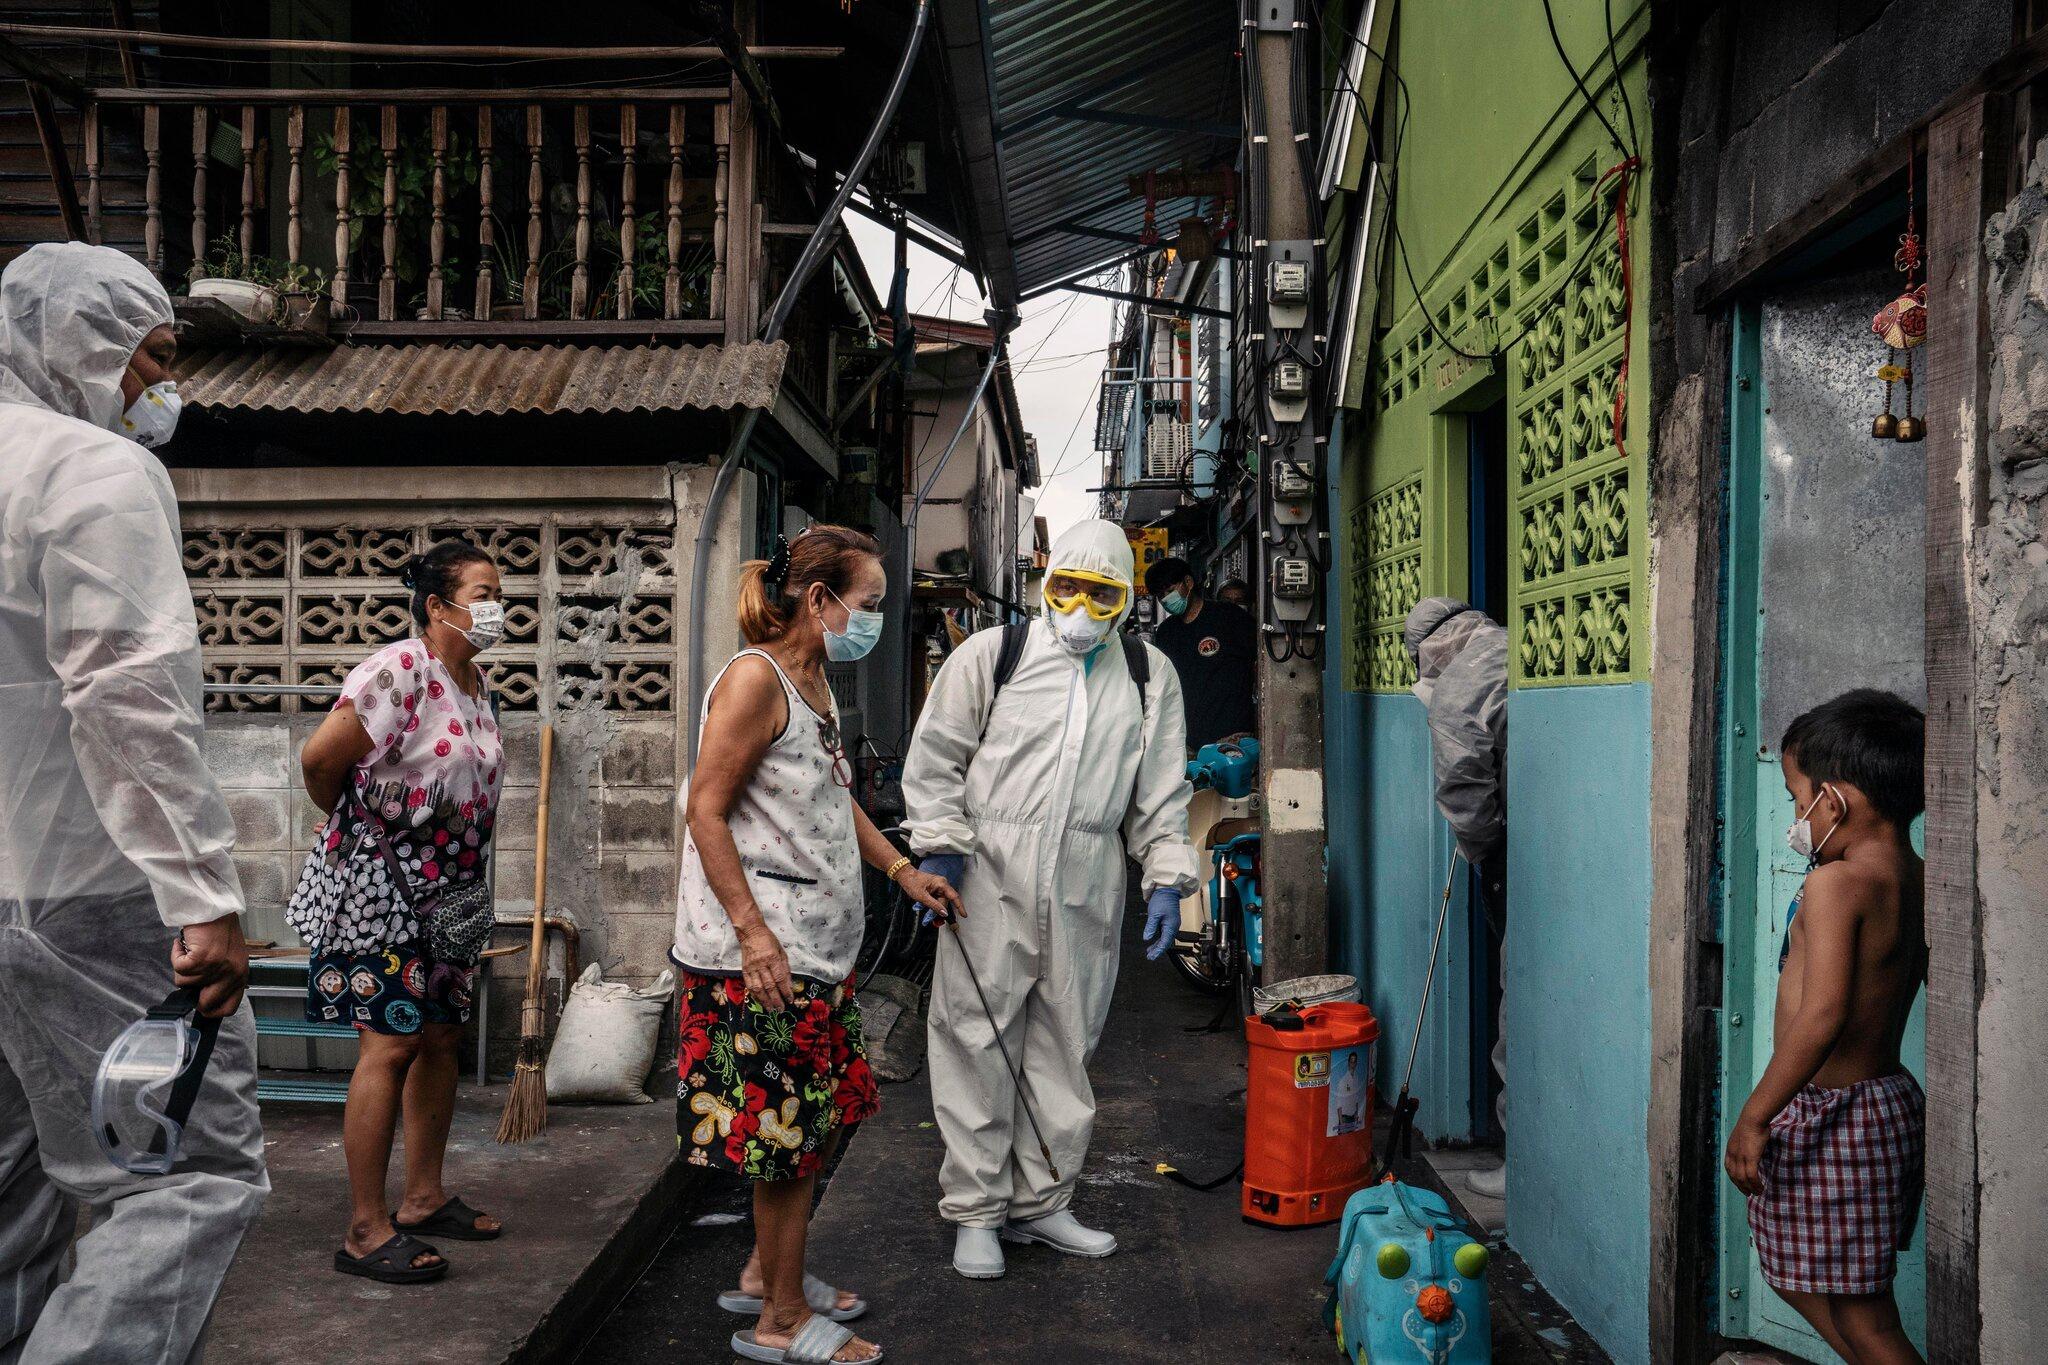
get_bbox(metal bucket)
[1252,973,1360,1017]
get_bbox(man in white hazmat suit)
[903,519,1198,1280]
[0,243,268,1363]
[1404,596,1509,1200]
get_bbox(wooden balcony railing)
[83,87,739,337]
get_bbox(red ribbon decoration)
[1600,155,1641,464]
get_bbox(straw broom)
[496,723,555,1144]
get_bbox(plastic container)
[1252,972,1359,1016]
[1325,1179,1491,1362]
[1243,1000,1379,1226]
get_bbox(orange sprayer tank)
[1243,1002,1379,1227]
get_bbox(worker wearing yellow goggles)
[1043,568,1129,622]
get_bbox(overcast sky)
[848,216,1116,544]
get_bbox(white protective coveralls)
[903,520,1198,1227]
[0,243,267,1364]
[1404,597,1507,866]
[1405,595,1509,1135]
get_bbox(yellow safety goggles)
[1044,569,1130,621]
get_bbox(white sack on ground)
[546,964,676,1104]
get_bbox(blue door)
[1718,291,1927,1359]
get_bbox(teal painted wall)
[1342,694,1477,1142]
[1505,682,1653,1360]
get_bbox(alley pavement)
[586,911,1606,1363]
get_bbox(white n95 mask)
[120,381,182,448]
[1052,604,1116,656]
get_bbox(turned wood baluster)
[665,105,685,320]
[238,105,256,262]
[711,102,729,322]
[330,109,352,308]
[475,108,495,320]
[570,105,591,318]
[286,106,304,266]
[83,103,101,245]
[191,107,209,266]
[427,106,448,320]
[617,104,637,320]
[524,105,542,321]
[378,106,399,321]
[143,105,162,274]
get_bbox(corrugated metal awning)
[172,340,788,417]
[936,0,1239,306]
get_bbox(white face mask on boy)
[1786,785,1844,863]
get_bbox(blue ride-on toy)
[1323,1178,1491,1364]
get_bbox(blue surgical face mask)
[1162,590,1190,617]
[824,587,884,662]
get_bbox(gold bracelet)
[884,855,912,882]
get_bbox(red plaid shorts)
[1748,1071,1924,1295]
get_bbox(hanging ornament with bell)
[1871,161,1927,442]
[1872,285,1927,442]
[1872,355,1902,438]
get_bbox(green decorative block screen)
[1507,165,1639,686]
[1349,474,1424,691]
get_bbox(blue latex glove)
[919,854,966,925]
[1143,887,1182,960]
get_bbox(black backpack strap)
[1122,635,1150,722]
[978,621,1031,742]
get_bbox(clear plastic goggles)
[1044,569,1129,622]
[92,987,219,1176]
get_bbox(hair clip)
[763,534,792,597]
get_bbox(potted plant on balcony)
[187,236,280,323]
[185,238,331,336]
[274,261,332,336]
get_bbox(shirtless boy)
[1725,689,1927,1365]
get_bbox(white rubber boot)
[1001,1209,1118,1258]
[1465,1161,1508,1200]
[952,1225,1006,1279]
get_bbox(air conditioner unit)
[1144,420,1192,482]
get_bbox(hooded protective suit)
[1404,597,1507,866]
[904,520,1197,1227]
[1405,595,1509,1142]
[0,243,266,1365]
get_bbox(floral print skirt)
[675,970,878,1182]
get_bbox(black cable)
[1307,0,1487,364]
[1603,0,1642,164]
[1541,0,1628,158]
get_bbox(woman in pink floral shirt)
[292,540,506,1284]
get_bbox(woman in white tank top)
[675,525,959,1365]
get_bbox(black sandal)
[333,1232,448,1284]
[394,1195,501,1242]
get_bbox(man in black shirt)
[1143,557,1258,751]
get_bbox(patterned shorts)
[1748,1071,1925,1295]
[675,971,878,1183]
[306,943,475,1035]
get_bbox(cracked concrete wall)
[1975,140,2048,1364]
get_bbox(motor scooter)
[1173,737,1263,1019]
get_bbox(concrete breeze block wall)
[181,463,748,1079]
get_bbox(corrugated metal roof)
[172,340,788,417]
[937,0,1239,304]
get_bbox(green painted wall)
[1341,0,1649,694]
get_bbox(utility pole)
[1243,0,1327,982]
